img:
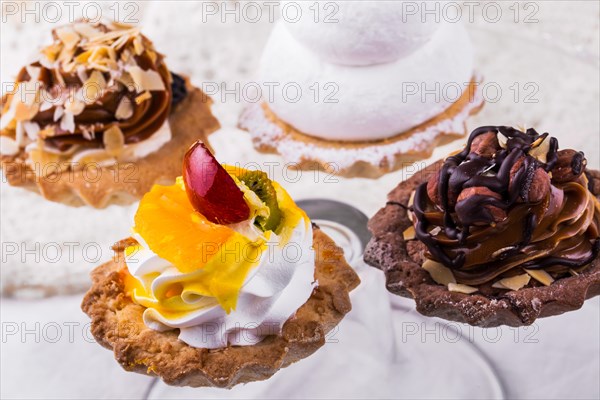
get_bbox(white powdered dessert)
[240,0,484,177]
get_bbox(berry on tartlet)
[82,142,359,388]
[0,20,219,208]
[365,126,600,327]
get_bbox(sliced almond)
[111,34,130,51]
[110,21,137,30]
[0,103,16,130]
[127,66,165,92]
[55,26,80,49]
[133,35,144,55]
[39,98,54,112]
[422,259,456,285]
[115,96,134,120]
[407,190,416,208]
[497,132,508,149]
[135,91,152,104]
[53,106,64,122]
[40,43,62,64]
[86,28,139,46]
[116,72,136,91]
[82,70,107,104]
[73,23,103,40]
[0,84,39,127]
[0,136,20,156]
[448,283,478,294]
[53,68,66,86]
[15,121,25,146]
[70,148,116,168]
[525,269,555,286]
[75,50,92,64]
[60,111,75,133]
[57,45,76,64]
[103,125,125,156]
[27,145,65,176]
[529,135,551,163]
[402,226,416,241]
[23,121,40,141]
[491,274,531,291]
[76,65,89,84]
[25,65,41,82]
[429,226,441,236]
[64,95,85,116]
[37,126,56,139]
[89,45,117,63]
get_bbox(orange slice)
[134,178,234,273]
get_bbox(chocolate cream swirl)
[11,22,174,153]
[412,126,600,286]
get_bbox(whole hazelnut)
[470,131,501,157]
[509,157,551,203]
[455,187,506,226]
[427,169,442,207]
[427,169,459,210]
[551,149,586,183]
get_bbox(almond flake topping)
[448,283,478,294]
[115,97,134,120]
[0,136,20,156]
[492,274,531,291]
[525,269,555,286]
[422,259,456,285]
[56,26,80,49]
[103,125,125,156]
[127,66,166,92]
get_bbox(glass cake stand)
[146,200,505,399]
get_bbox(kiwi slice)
[238,170,282,231]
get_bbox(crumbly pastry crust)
[0,79,219,208]
[364,160,600,327]
[82,228,360,388]
[239,78,484,179]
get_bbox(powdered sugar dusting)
[240,85,483,174]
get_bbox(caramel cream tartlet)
[0,20,219,208]
[365,126,600,326]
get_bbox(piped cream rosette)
[123,168,316,349]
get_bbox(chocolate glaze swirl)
[412,126,600,285]
[15,23,175,152]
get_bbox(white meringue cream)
[260,20,474,142]
[124,178,316,349]
[282,0,443,66]
[120,120,172,161]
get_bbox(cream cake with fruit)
[0,20,219,208]
[82,142,360,387]
[365,126,600,326]
[239,1,484,178]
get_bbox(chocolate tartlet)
[0,21,219,208]
[365,126,600,327]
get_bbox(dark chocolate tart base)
[364,161,600,327]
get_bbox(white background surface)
[1,1,599,399]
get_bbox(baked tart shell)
[1,78,220,208]
[364,160,600,327]
[82,227,360,388]
[239,79,484,179]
